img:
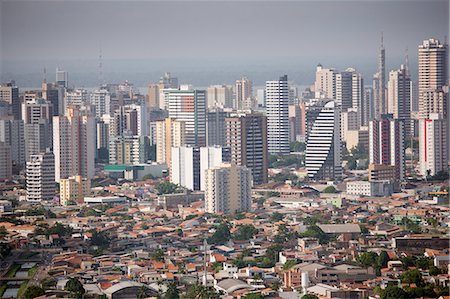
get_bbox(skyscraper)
[314,64,337,99]
[53,106,96,182]
[23,98,53,161]
[204,163,252,214]
[206,108,229,147]
[225,113,268,185]
[235,77,253,110]
[369,114,405,182]
[417,38,448,177]
[26,150,55,202]
[90,89,111,118]
[0,119,25,168]
[56,68,68,88]
[0,82,20,120]
[373,34,386,120]
[171,146,201,191]
[207,85,233,108]
[200,146,224,191]
[388,64,412,133]
[418,38,448,119]
[166,88,207,147]
[266,75,290,155]
[155,118,186,166]
[305,101,342,180]
[419,113,448,176]
[0,142,12,179]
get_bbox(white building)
[64,89,88,107]
[26,150,55,202]
[53,107,95,182]
[419,113,448,176]
[388,64,412,133]
[266,75,290,155]
[346,180,393,197]
[305,101,342,180]
[171,146,200,191]
[200,146,224,191]
[205,163,252,214]
[90,89,111,118]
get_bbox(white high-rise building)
[418,38,448,119]
[204,163,252,214]
[26,150,55,202]
[171,146,200,191]
[314,64,337,99]
[200,146,224,191]
[166,89,207,147]
[419,113,448,176]
[56,68,68,88]
[305,101,342,180]
[90,89,111,118]
[266,75,290,155]
[53,106,96,182]
[65,89,88,108]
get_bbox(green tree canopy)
[207,222,231,245]
[24,286,45,299]
[322,186,338,193]
[155,181,183,195]
[64,278,85,299]
[164,282,179,299]
[400,269,423,286]
[233,225,258,241]
[301,295,319,299]
[380,286,408,299]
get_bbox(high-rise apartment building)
[155,118,185,166]
[266,75,290,155]
[418,38,448,119]
[53,106,96,182]
[109,135,148,165]
[235,77,253,110]
[225,113,268,185]
[23,98,53,161]
[42,82,64,116]
[369,114,405,181]
[0,82,20,120]
[166,88,207,147]
[207,85,233,108]
[207,108,229,147]
[65,89,88,107]
[373,35,386,120]
[0,142,12,179]
[90,89,111,118]
[419,113,448,176]
[305,101,342,180]
[204,163,252,214]
[0,119,25,168]
[147,84,160,108]
[200,146,224,191]
[26,150,55,202]
[388,64,412,133]
[56,68,69,88]
[171,146,201,191]
[314,64,337,99]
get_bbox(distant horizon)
[1,0,447,88]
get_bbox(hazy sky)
[0,0,448,87]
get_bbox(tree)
[271,212,284,222]
[207,223,231,245]
[233,225,258,241]
[151,248,165,261]
[429,265,441,276]
[414,257,432,270]
[322,186,338,193]
[24,286,45,299]
[300,225,328,244]
[64,278,85,298]
[90,230,111,248]
[301,295,319,299]
[181,283,220,299]
[266,244,283,263]
[377,251,390,268]
[165,282,179,299]
[290,141,306,152]
[400,269,423,286]
[282,259,298,270]
[357,252,378,267]
[155,181,182,195]
[242,293,264,299]
[380,286,408,299]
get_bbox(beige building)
[205,163,252,214]
[235,77,253,110]
[60,175,91,205]
[147,84,159,108]
[155,118,185,166]
[0,142,12,179]
[368,164,396,182]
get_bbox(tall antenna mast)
[405,47,410,77]
[203,238,208,286]
[98,43,103,87]
[43,67,47,84]
[381,31,384,48]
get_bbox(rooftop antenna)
[404,47,410,77]
[43,67,47,84]
[381,31,384,48]
[98,42,104,87]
